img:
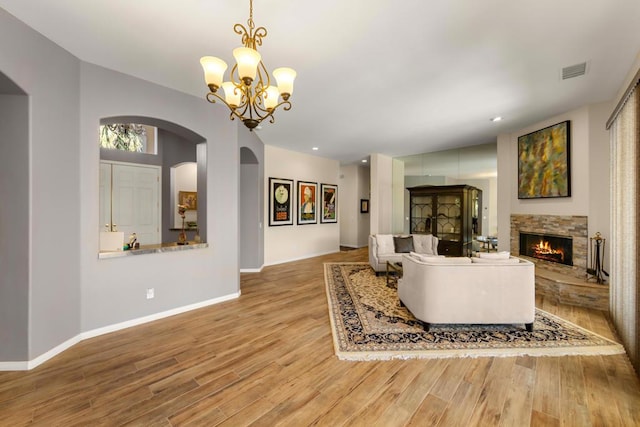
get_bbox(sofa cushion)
[412,234,436,255]
[420,256,472,265]
[471,257,521,264]
[378,253,403,264]
[409,252,443,262]
[376,234,396,255]
[393,236,414,253]
[478,251,510,259]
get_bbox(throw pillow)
[375,235,396,255]
[393,236,414,253]
[412,234,436,255]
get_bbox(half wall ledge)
[99,242,209,259]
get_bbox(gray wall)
[159,129,199,244]
[79,62,238,332]
[239,128,264,270]
[0,93,29,361]
[0,9,82,360]
[0,7,240,362]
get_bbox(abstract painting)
[518,121,571,199]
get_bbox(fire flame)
[534,239,564,261]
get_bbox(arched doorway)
[240,146,263,271]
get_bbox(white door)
[99,162,112,232]
[100,162,161,245]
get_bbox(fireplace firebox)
[519,232,573,266]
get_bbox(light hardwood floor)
[1,248,639,426]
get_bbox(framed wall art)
[178,191,198,210]
[269,177,294,226]
[518,120,571,199]
[321,183,338,223]
[297,181,317,225]
[360,199,369,213]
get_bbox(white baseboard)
[240,265,264,273]
[0,361,29,371]
[0,292,240,371]
[264,249,339,267]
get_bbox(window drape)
[610,83,640,374]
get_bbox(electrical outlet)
[146,288,155,299]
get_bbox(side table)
[386,261,403,286]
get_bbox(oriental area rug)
[324,263,625,361]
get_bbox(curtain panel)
[610,84,640,374]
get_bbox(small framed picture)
[297,181,318,225]
[269,177,294,226]
[360,199,369,213]
[178,191,197,210]
[320,183,338,223]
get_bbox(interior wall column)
[370,153,393,235]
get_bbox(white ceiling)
[1,0,639,165]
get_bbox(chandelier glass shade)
[200,0,296,130]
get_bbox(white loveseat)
[397,252,535,331]
[368,234,439,273]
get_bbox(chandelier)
[199,0,297,130]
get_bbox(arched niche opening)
[240,146,262,270]
[99,115,207,252]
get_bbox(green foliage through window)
[100,124,147,152]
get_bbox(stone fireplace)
[519,232,573,267]
[511,214,587,278]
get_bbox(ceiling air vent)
[562,62,587,80]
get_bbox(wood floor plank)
[466,356,516,426]
[407,393,449,426]
[581,355,625,427]
[0,247,638,426]
[532,355,561,419]
[499,363,536,427]
[558,356,591,427]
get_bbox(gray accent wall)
[0,9,82,361]
[0,8,240,363]
[239,128,264,270]
[159,128,199,244]
[0,93,29,361]
[79,62,238,332]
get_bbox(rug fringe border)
[335,345,626,362]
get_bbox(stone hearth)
[511,214,608,311]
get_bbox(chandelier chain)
[248,0,254,30]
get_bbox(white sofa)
[368,234,439,273]
[397,252,535,331]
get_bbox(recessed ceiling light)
[361,159,368,163]
[312,147,319,151]
[490,116,502,122]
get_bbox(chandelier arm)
[256,61,270,88]
[234,23,251,47]
[206,92,245,123]
[277,100,292,112]
[205,91,228,106]
[252,27,267,48]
